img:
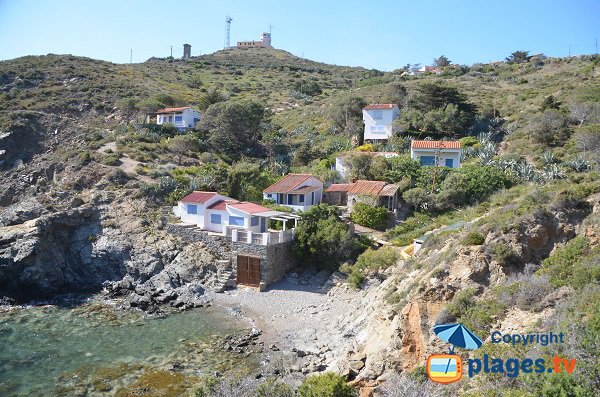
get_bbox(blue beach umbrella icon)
[434,323,483,350]
[433,323,483,374]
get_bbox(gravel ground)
[212,269,364,372]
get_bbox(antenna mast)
[224,16,233,49]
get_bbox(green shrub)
[383,155,421,183]
[488,242,519,266]
[461,231,485,245]
[540,236,590,287]
[355,247,399,271]
[460,299,506,338]
[102,153,121,166]
[459,136,479,147]
[403,187,431,210]
[447,287,478,318]
[256,379,294,397]
[347,269,365,289]
[350,202,389,230]
[296,373,356,397]
[293,204,367,269]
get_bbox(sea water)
[0,296,253,396]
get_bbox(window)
[251,216,259,226]
[168,116,173,122]
[175,116,182,122]
[210,214,221,224]
[287,194,293,205]
[299,194,304,203]
[372,110,383,119]
[311,191,315,204]
[420,156,436,166]
[229,216,245,226]
[187,204,197,214]
[445,158,454,168]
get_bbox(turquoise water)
[0,297,253,396]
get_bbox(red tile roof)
[206,199,237,210]
[180,191,218,204]
[411,140,461,149]
[348,180,387,196]
[263,174,321,193]
[292,185,321,194]
[228,202,271,214]
[364,104,397,110]
[326,184,354,193]
[379,184,400,196]
[156,106,191,114]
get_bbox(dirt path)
[96,142,155,184]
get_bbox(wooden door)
[237,255,261,287]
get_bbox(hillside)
[1,49,600,396]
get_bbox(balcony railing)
[224,225,294,246]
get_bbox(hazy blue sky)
[0,0,598,70]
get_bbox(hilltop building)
[183,44,191,59]
[410,140,462,168]
[363,104,400,141]
[237,32,272,48]
[154,106,201,131]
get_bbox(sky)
[0,0,599,71]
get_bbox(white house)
[263,174,323,212]
[410,140,462,168]
[335,151,399,180]
[363,104,400,141]
[173,191,301,246]
[174,191,272,233]
[156,106,201,131]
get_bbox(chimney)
[183,44,191,60]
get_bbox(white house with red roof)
[174,191,270,233]
[363,104,400,140]
[156,106,201,131]
[410,140,462,168]
[262,174,323,212]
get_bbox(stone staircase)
[165,221,236,293]
[212,259,237,293]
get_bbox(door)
[237,255,261,287]
[445,158,454,168]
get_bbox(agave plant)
[541,150,558,165]
[158,176,178,192]
[477,141,497,165]
[461,146,477,161]
[517,162,538,181]
[564,157,592,172]
[541,163,566,181]
[189,175,217,191]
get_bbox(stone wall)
[323,191,347,206]
[166,223,230,260]
[264,241,297,286]
[167,223,296,289]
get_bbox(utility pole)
[224,16,233,49]
[170,45,173,58]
